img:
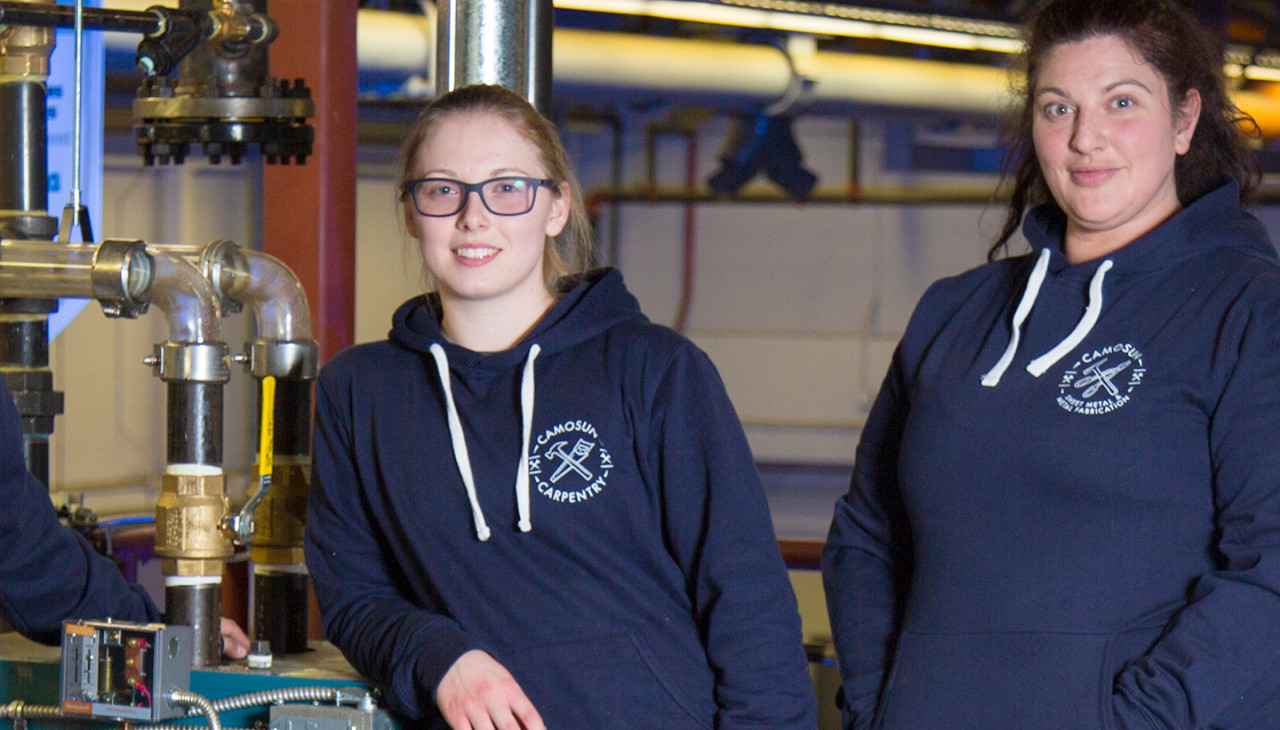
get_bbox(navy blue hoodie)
[822,179,1280,730]
[305,268,816,729]
[0,377,161,643]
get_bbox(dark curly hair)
[990,0,1260,259]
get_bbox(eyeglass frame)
[401,176,558,218]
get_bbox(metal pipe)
[437,0,553,110]
[0,1,162,33]
[0,0,61,486]
[145,250,222,344]
[166,381,222,465]
[201,242,316,656]
[0,239,151,301]
[208,244,312,342]
[150,240,317,655]
[142,249,229,668]
[251,562,308,654]
[0,82,48,215]
[165,578,224,669]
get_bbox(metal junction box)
[59,619,193,722]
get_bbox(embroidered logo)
[1056,343,1145,415]
[529,419,613,503]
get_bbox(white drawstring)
[430,343,491,541]
[429,342,541,541]
[981,250,1115,387]
[515,344,540,532]
[1027,259,1112,376]
[981,248,1052,387]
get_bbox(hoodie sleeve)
[820,347,913,730]
[306,374,483,721]
[648,342,817,730]
[1111,284,1280,729]
[0,379,160,644]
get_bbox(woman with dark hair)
[305,85,816,729]
[822,0,1280,727]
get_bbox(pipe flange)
[92,239,153,319]
[149,341,231,383]
[247,339,318,380]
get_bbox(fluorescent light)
[1243,65,1280,82]
[555,0,1024,54]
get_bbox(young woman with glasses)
[304,84,816,730]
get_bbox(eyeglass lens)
[413,177,540,217]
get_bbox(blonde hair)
[397,84,596,293]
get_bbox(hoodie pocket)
[874,630,1115,730]
[499,632,715,729]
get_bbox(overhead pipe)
[102,7,1280,134]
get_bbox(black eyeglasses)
[401,176,556,217]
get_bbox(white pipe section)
[98,5,1280,133]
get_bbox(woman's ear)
[544,182,570,238]
[403,200,420,240]
[1174,88,1201,155]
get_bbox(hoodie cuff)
[396,627,485,717]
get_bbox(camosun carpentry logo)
[1056,343,1146,415]
[529,419,613,503]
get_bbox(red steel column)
[261,0,358,641]
[263,0,357,363]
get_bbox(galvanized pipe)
[436,0,553,111]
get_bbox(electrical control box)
[59,619,193,722]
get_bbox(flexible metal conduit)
[169,689,222,730]
[0,701,63,720]
[205,686,374,713]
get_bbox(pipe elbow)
[238,248,312,342]
[146,249,222,343]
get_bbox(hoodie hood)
[981,178,1275,387]
[386,267,647,540]
[1021,178,1275,278]
[389,267,646,364]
